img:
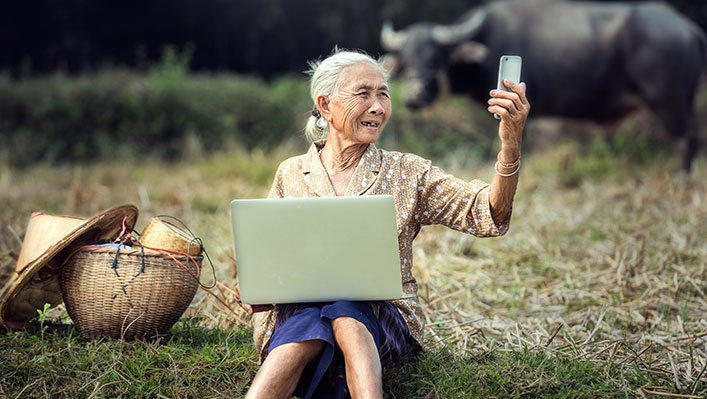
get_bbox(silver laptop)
[230,195,403,305]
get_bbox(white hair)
[304,48,390,142]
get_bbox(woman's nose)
[369,99,384,114]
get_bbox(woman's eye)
[357,91,368,96]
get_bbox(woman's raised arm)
[487,80,530,226]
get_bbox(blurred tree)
[0,0,485,77]
[0,0,703,78]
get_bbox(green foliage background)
[0,47,510,167]
[0,54,306,166]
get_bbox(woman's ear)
[316,95,331,121]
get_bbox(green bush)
[0,62,500,167]
[0,63,313,166]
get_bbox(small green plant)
[31,303,52,340]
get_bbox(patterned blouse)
[251,140,510,360]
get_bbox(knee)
[293,339,326,361]
[331,316,367,335]
[270,339,325,364]
[331,317,373,349]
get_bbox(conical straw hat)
[0,205,138,324]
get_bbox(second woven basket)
[141,216,203,255]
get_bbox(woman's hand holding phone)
[488,80,530,150]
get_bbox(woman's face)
[323,62,392,145]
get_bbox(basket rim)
[70,246,204,260]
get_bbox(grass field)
[1,137,705,397]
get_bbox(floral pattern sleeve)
[411,155,509,237]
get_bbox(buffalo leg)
[680,116,699,173]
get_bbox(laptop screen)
[231,195,403,304]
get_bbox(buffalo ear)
[379,53,402,77]
[450,42,489,63]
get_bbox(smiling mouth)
[361,121,381,128]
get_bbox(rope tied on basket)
[110,216,146,278]
[56,214,216,289]
[139,215,217,289]
[111,246,121,276]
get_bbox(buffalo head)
[381,10,489,109]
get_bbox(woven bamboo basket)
[59,246,201,340]
[141,216,203,255]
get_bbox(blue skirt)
[268,300,410,399]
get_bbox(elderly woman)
[236,49,530,399]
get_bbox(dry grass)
[413,150,707,394]
[1,144,705,395]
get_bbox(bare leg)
[246,339,325,399]
[331,317,383,399]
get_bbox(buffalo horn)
[431,9,487,46]
[381,21,408,51]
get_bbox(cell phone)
[494,55,522,120]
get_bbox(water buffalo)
[381,0,706,171]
